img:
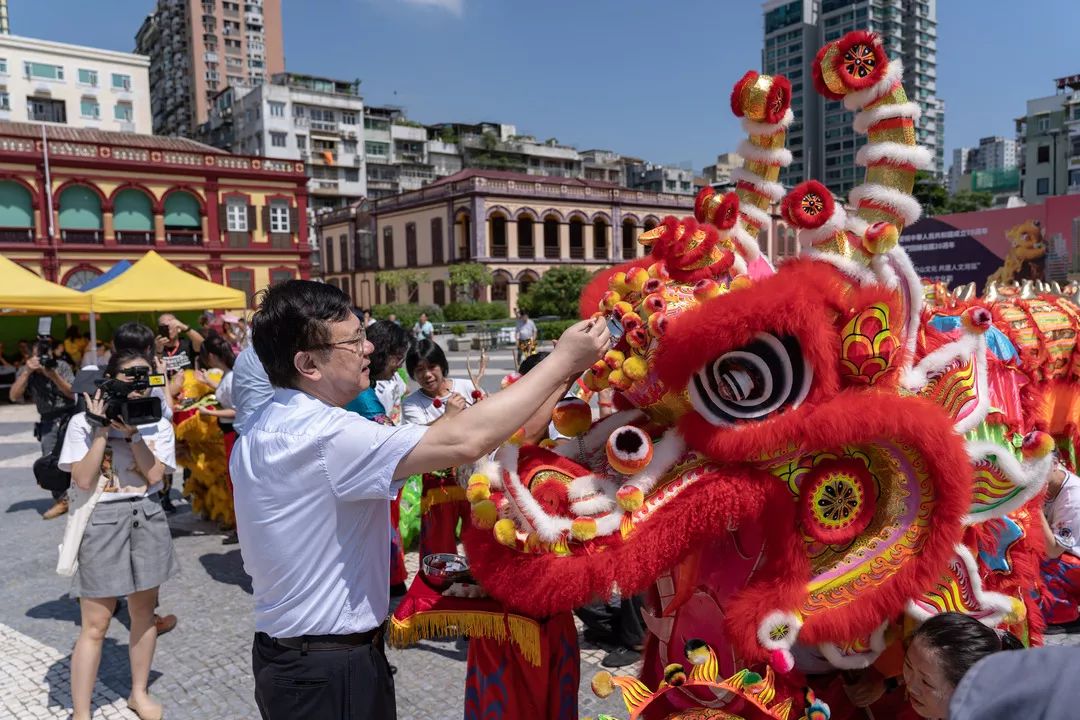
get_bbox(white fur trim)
[856,142,934,170]
[623,431,687,497]
[905,545,1015,627]
[798,203,848,248]
[570,492,617,517]
[730,223,761,261]
[902,331,991,434]
[962,441,1055,525]
[567,474,601,501]
[497,444,571,542]
[474,458,504,491]
[852,102,922,134]
[802,249,878,286]
[870,252,899,289]
[731,254,748,276]
[736,139,793,167]
[844,215,869,236]
[730,167,786,201]
[843,60,904,111]
[848,183,922,226]
[593,509,626,537]
[818,622,889,670]
[740,107,795,136]
[738,200,771,229]
[884,247,923,365]
[757,610,802,651]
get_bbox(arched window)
[491,271,511,302]
[543,215,560,259]
[431,218,444,265]
[518,270,539,297]
[593,218,608,260]
[113,188,153,245]
[517,216,534,259]
[568,216,585,259]
[64,267,101,290]
[339,235,349,272]
[163,190,202,246]
[621,219,637,259]
[58,185,103,243]
[407,281,419,304]
[383,226,395,267]
[433,279,446,306]
[0,180,34,242]
[455,211,470,261]
[490,213,508,258]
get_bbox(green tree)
[945,190,993,214]
[517,267,593,319]
[375,269,429,301]
[447,262,492,301]
[912,171,948,217]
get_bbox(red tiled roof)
[0,121,227,154]
[426,168,620,190]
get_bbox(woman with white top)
[402,339,481,558]
[60,349,177,720]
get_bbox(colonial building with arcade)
[0,121,310,305]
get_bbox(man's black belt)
[264,626,383,652]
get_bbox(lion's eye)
[690,333,812,427]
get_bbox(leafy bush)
[443,301,509,322]
[517,267,593,320]
[371,304,443,328]
[450,324,466,337]
[536,320,576,340]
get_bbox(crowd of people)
[4,281,1079,719]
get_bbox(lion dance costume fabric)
[391,31,1080,720]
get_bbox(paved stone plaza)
[1,347,1076,719]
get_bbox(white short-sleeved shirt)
[215,370,235,410]
[401,378,479,426]
[232,347,273,435]
[230,388,427,637]
[1047,468,1080,558]
[58,413,176,498]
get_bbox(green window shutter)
[58,186,102,230]
[163,191,201,228]
[0,181,33,227]
[112,189,153,231]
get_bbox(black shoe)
[601,646,641,668]
[222,530,239,545]
[390,583,408,598]
[583,627,616,647]
[160,493,176,514]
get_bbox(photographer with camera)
[10,333,76,519]
[59,348,176,720]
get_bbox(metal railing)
[0,227,33,242]
[165,230,202,245]
[61,229,102,244]
[115,230,153,245]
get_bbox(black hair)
[405,338,448,379]
[251,279,352,388]
[200,334,236,370]
[518,351,550,375]
[367,320,411,378]
[105,348,153,378]
[911,612,1023,689]
[112,322,155,354]
[65,325,80,340]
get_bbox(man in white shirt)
[231,346,273,435]
[231,279,608,719]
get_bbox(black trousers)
[574,594,645,648]
[252,632,396,720]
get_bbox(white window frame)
[0,59,7,75]
[80,97,100,119]
[226,200,248,232]
[269,202,290,233]
[268,101,285,117]
[24,61,63,81]
[114,102,133,121]
[270,131,287,148]
[0,91,9,111]
[111,73,131,91]
[78,68,98,86]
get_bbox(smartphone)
[158,323,171,338]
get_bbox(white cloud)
[400,0,463,16]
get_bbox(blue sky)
[11,0,1079,170]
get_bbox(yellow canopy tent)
[0,254,93,314]
[85,250,246,312]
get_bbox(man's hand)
[549,319,610,375]
[843,670,886,708]
[26,355,42,373]
[154,335,169,354]
[110,419,139,438]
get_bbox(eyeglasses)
[309,333,367,354]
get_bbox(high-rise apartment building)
[762,0,943,197]
[1016,74,1080,204]
[135,0,284,138]
[948,136,1019,194]
[0,34,151,133]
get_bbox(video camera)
[91,366,166,426]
